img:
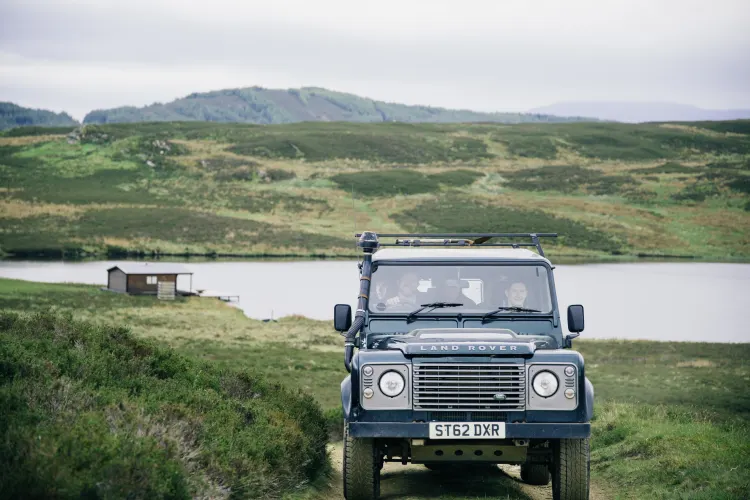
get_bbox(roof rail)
[354,233,558,257]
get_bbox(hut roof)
[107,263,193,275]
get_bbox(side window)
[417,279,432,293]
[146,276,157,285]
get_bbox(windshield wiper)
[406,302,464,323]
[481,306,542,323]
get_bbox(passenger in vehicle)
[504,281,529,308]
[385,272,420,308]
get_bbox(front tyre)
[521,463,551,485]
[552,438,590,500]
[343,425,380,500]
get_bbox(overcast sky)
[1,0,749,120]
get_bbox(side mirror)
[567,304,585,333]
[334,304,352,332]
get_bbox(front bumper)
[348,422,590,439]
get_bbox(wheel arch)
[341,374,353,420]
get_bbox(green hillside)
[1,120,749,259]
[0,102,78,131]
[83,86,589,125]
[0,308,328,498]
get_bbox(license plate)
[429,422,506,439]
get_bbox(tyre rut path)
[320,443,609,500]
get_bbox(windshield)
[368,264,553,314]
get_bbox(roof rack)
[354,233,558,257]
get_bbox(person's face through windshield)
[506,282,528,307]
[398,273,419,299]
[374,281,390,301]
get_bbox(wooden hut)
[106,263,193,296]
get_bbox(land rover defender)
[335,232,593,500]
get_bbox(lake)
[0,260,747,343]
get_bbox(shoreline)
[3,249,749,264]
[0,277,746,343]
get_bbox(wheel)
[551,438,590,500]
[343,425,380,500]
[521,463,551,486]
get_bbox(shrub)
[263,168,296,182]
[225,190,330,214]
[330,169,439,196]
[496,135,558,159]
[630,162,698,174]
[671,183,720,203]
[692,120,750,135]
[330,169,484,197]
[431,169,484,186]
[0,311,328,498]
[214,165,256,182]
[671,170,750,202]
[726,175,750,195]
[501,165,637,195]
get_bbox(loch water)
[0,260,747,343]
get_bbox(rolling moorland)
[1,278,748,499]
[1,120,749,260]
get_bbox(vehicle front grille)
[413,363,526,411]
[428,411,508,422]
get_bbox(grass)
[0,309,329,499]
[227,125,494,163]
[591,403,749,499]
[1,120,750,260]
[2,278,749,499]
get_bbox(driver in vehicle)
[373,279,390,303]
[385,272,420,308]
[504,281,529,308]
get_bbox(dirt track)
[323,443,608,500]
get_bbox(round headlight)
[379,371,406,397]
[532,371,559,398]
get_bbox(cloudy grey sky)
[1,0,749,120]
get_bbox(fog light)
[363,366,373,377]
[364,388,374,399]
[564,366,575,377]
[564,388,575,399]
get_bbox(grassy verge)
[1,278,749,499]
[0,292,330,498]
[1,121,749,260]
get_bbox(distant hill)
[0,102,79,131]
[83,86,589,125]
[530,101,750,123]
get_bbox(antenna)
[351,183,357,253]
